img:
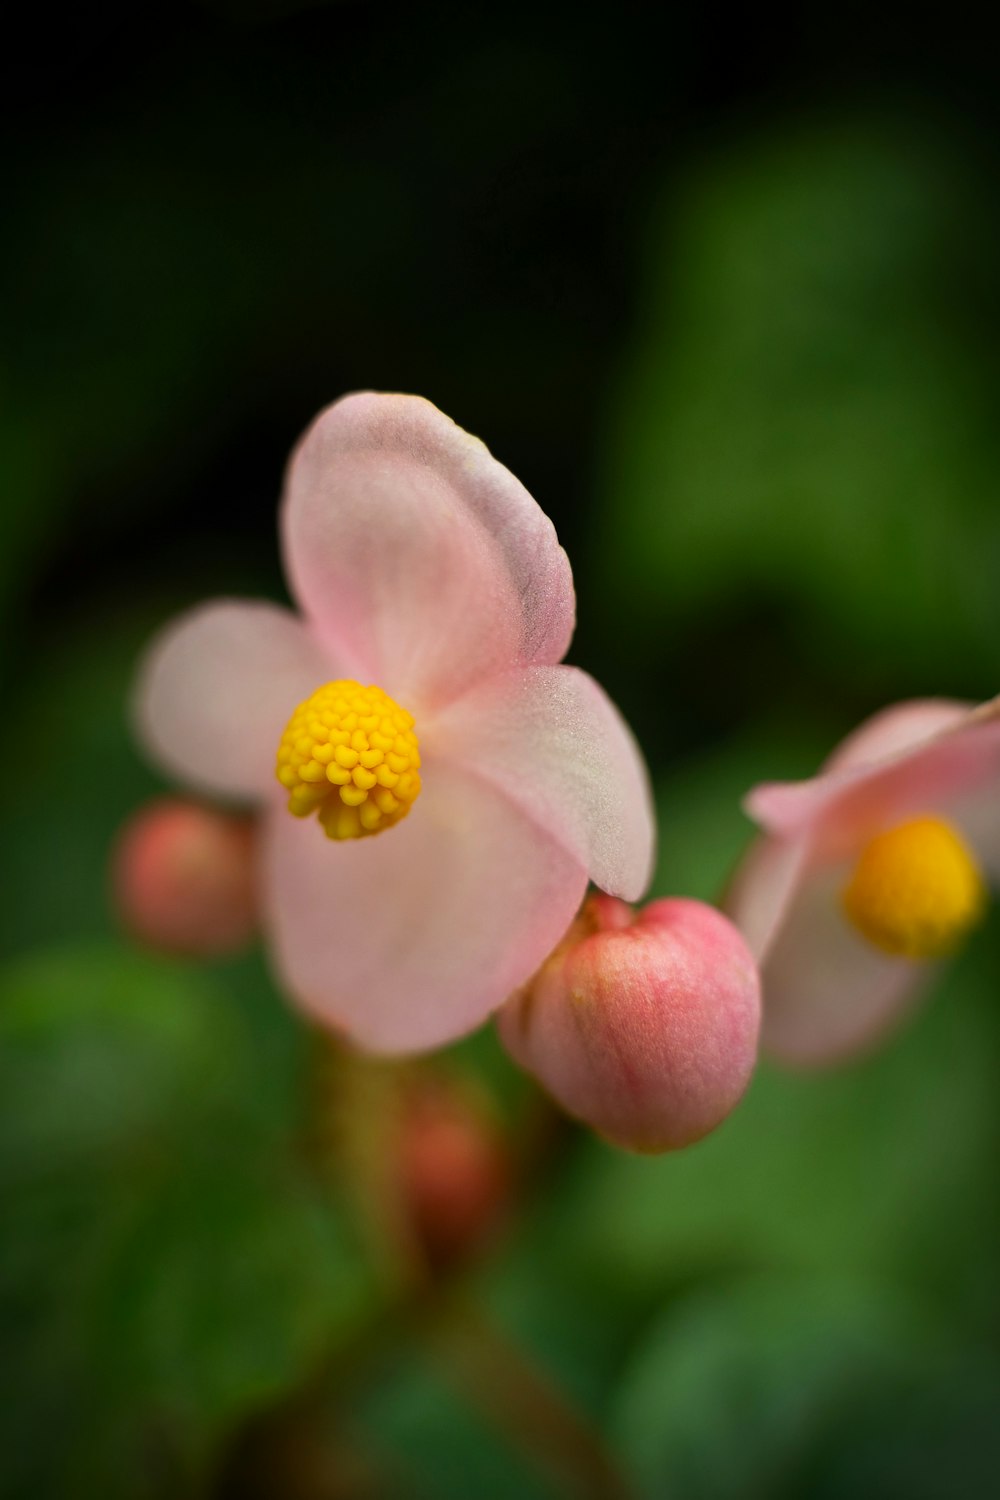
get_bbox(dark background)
[2,4,1000,1497]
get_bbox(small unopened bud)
[396,1076,511,1273]
[112,798,257,957]
[498,896,760,1153]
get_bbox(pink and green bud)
[498,896,761,1153]
[112,798,257,957]
[395,1076,512,1273]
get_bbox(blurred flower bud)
[396,1075,512,1274]
[498,895,761,1153]
[112,798,257,957]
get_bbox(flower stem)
[423,1290,634,1500]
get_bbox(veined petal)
[428,665,655,901]
[759,865,931,1066]
[281,393,576,712]
[135,600,334,801]
[261,762,587,1054]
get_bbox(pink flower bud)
[112,798,258,957]
[498,896,761,1153]
[396,1076,512,1273]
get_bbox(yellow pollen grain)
[276,680,421,841]
[842,815,986,960]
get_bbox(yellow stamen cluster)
[842,815,986,960]
[276,681,421,841]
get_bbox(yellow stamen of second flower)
[275,681,421,841]
[841,815,986,959]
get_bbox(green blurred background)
[3,3,999,1496]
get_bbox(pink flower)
[135,394,654,1053]
[498,894,760,1152]
[727,696,1000,1065]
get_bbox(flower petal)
[746,696,1000,860]
[261,762,588,1054]
[759,865,931,1065]
[822,698,972,773]
[952,783,1000,880]
[733,695,1000,1067]
[724,832,809,961]
[427,665,655,901]
[281,393,576,711]
[135,601,334,801]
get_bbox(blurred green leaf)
[550,924,1000,1307]
[601,117,1000,698]
[650,718,837,903]
[0,944,371,1500]
[610,1273,953,1500]
[809,1352,1000,1499]
[0,609,163,959]
[346,1337,553,1500]
[476,1239,640,1424]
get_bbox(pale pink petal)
[945,693,1000,876]
[759,865,931,1066]
[746,697,1000,861]
[135,600,334,801]
[950,784,1000,880]
[427,665,655,901]
[734,694,1000,1067]
[260,761,587,1054]
[822,698,972,773]
[281,393,575,712]
[724,832,809,961]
